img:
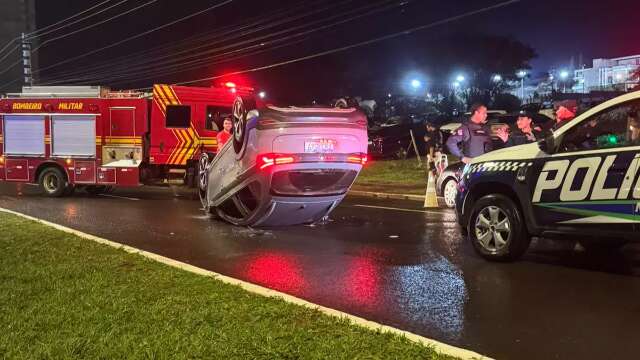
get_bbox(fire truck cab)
[0,84,251,196]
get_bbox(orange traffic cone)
[423,156,439,208]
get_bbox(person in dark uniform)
[446,103,492,164]
[423,121,443,157]
[496,111,543,147]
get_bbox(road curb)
[0,207,490,360]
[349,190,427,202]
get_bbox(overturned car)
[198,97,368,226]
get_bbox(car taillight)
[257,152,368,170]
[257,153,296,170]
[347,154,367,165]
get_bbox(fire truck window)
[205,105,229,131]
[166,105,191,128]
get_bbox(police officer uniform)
[504,128,543,147]
[446,121,493,159]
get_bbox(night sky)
[33,0,639,103]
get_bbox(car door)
[528,98,640,237]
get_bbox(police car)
[456,91,640,261]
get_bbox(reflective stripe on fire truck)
[153,84,218,166]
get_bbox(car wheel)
[468,194,530,261]
[38,167,67,197]
[232,96,256,154]
[198,152,213,210]
[442,178,457,208]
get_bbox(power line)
[0,0,118,59]
[31,0,159,53]
[42,0,405,86]
[41,0,381,85]
[32,0,234,74]
[169,0,520,88]
[37,2,309,81]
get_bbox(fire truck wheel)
[232,96,256,154]
[38,167,68,198]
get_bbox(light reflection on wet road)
[1,183,640,360]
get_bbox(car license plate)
[304,139,336,153]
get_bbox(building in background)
[0,0,37,94]
[573,55,640,93]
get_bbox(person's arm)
[446,126,471,162]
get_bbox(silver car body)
[200,105,368,226]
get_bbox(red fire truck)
[0,84,255,196]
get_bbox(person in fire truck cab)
[217,117,233,147]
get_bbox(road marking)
[352,204,448,216]
[0,207,489,360]
[98,194,140,201]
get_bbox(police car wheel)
[443,179,457,208]
[468,194,530,261]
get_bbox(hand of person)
[461,157,472,164]
[496,127,509,143]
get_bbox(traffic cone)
[423,157,439,208]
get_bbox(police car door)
[530,99,640,235]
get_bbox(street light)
[410,79,422,89]
[560,70,569,79]
[258,91,266,99]
[452,81,460,89]
[517,70,527,100]
[492,74,502,82]
[456,74,465,82]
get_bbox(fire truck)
[0,84,255,196]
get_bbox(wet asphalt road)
[1,183,640,360]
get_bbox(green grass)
[358,158,428,186]
[0,213,457,360]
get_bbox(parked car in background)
[367,114,432,159]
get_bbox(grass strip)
[0,213,458,360]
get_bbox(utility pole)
[21,32,33,87]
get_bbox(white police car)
[456,91,640,261]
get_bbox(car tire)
[442,178,457,209]
[468,194,530,262]
[38,167,67,198]
[198,152,213,210]
[232,96,256,154]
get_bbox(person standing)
[496,111,543,147]
[216,117,233,147]
[446,103,492,164]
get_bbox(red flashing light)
[225,82,237,88]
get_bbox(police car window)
[559,100,640,152]
[205,105,229,131]
[166,105,191,128]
